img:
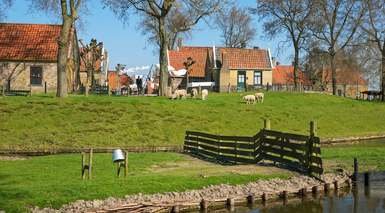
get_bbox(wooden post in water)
[364,172,370,187]
[247,194,255,204]
[226,198,235,209]
[200,199,208,210]
[353,158,358,182]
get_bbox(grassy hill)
[0,92,384,150]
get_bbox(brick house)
[273,63,310,87]
[319,68,368,97]
[0,23,79,93]
[168,46,273,92]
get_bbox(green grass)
[2,140,385,212]
[0,92,385,150]
[323,140,385,173]
[0,153,290,212]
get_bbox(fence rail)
[0,88,31,96]
[184,121,323,177]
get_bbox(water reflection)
[204,181,385,213]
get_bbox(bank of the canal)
[233,173,385,213]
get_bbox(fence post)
[308,121,317,176]
[234,140,238,163]
[44,81,47,94]
[1,83,5,96]
[88,149,93,179]
[217,134,221,161]
[264,119,271,130]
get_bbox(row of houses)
[0,22,368,97]
[167,46,367,96]
[0,23,108,94]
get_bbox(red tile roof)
[220,48,272,70]
[168,46,273,78]
[321,68,367,85]
[168,47,210,78]
[0,23,61,62]
[273,65,309,85]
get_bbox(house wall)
[219,69,272,92]
[0,61,57,93]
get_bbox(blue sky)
[5,0,291,73]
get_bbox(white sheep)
[201,89,208,100]
[175,89,188,99]
[243,95,256,104]
[191,88,198,98]
[255,92,264,103]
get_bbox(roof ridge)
[0,22,61,27]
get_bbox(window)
[30,66,43,85]
[254,71,262,86]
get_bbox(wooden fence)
[184,121,323,177]
[0,88,31,96]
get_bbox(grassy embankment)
[1,141,385,212]
[0,153,291,212]
[0,92,385,150]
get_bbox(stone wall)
[0,61,57,94]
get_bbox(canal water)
[206,178,385,213]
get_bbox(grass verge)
[0,152,291,212]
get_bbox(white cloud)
[123,65,151,76]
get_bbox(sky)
[5,0,291,75]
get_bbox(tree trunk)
[293,47,299,91]
[330,53,337,95]
[158,17,169,96]
[381,52,385,101]
[57,17,72,98]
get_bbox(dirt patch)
[32,172,350,213]
[149,155,293,176]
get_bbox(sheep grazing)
[243,95,256,104]
[169,89,187,100]
[175,89,188,99]
[255,92,264,103]
[201,89,208,100]
[191,88,198,98]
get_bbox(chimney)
[271,57,277,67]
[253,46,260,50]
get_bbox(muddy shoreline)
[32,172,350,213]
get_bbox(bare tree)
[361,0,385,100]
[256,0,314,90]
[311,0,365,95]
[0,0,12,20]
[79,39,104,96]
[141,7,196,50]
[216,6,255,48]
[103,0,222,96]
[30,0,84,97]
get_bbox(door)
[237,71,246,91]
